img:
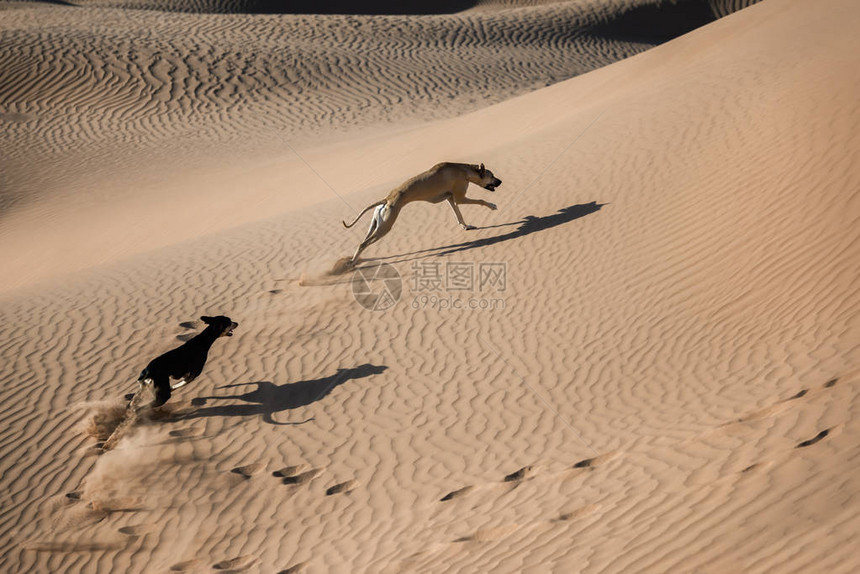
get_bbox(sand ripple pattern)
[1,0,713,202]
[1,0,858,573]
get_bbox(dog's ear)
[479,163,486,176]
[200,316,214,325]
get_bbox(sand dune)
[0,0,759,291]
[1,0,858,572]
[1,0,667,206]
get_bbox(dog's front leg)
[447,197,476,230]
[459,197,497,211]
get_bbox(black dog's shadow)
[366,201,604,266]
[182,363,388,425]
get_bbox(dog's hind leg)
[350,209,379,262]
[171,378,190,391]
[352,204,396,262]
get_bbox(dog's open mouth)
[485,184,496,191]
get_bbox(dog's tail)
[342,201,386,228]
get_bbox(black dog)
[136,316,238,408]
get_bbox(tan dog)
[343,162,502,263]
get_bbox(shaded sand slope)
[0,0,698,206]
[0,0,756,291]
[1,0,859,572]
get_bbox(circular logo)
[352,263,402,311]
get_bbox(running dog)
[135,316,237,408]
[342,162,502,263]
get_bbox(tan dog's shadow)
[376,201,604,264]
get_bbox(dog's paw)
[488,203,498,210]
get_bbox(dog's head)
[200,315,238,337]
[475,163,502,192]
